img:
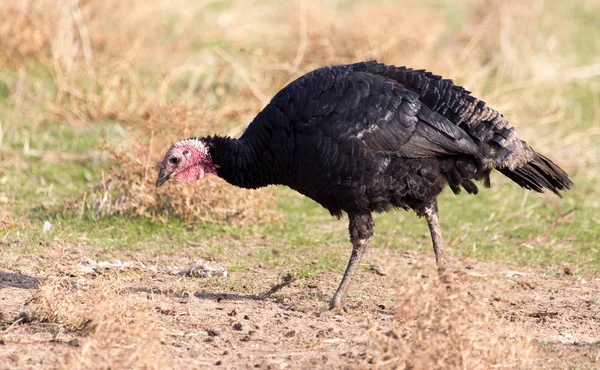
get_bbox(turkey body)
[209,61,568,217]
[197,60,572,308]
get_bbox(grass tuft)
[31,275,166,369]
[375,278,534,369]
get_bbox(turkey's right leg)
[330,212,374,310]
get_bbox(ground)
[1,244,599,369]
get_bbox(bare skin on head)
[156,139,218,188]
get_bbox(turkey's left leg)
[423,200,450,282]
[330,212,374,310]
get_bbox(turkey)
[156,61,573,309]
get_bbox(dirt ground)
[0,248,598,369]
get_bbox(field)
[1,0,599,368]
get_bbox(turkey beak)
[156,168,172,188]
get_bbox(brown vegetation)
[372,277,534,369]
[31,275,166,368]
[0,207,16,230]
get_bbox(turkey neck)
[206,135,287,190]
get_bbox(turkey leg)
[423,200,450,282]
[330,212,374,310]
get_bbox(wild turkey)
[156,61,572,309]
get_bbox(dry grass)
[0,186,18,232]
[72,104,280,224]
[370,278,534,369]
[0,207,16,230]
[0,1,56,66]
[31,275,166,369]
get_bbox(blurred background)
[0,0,598,267]
[1,2,599,367]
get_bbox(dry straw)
[0,207,16,230]
[369,277,534,369]
[32,276,166,369]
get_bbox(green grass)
[0,120,119,215]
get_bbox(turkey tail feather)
[499,153,573,197]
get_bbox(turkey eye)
[182,150,189,155]
[169,157,179,164]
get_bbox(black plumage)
[168,61,573,309]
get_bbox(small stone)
[385,330,399,339]
[244,314,250,320]
[284,330,296,338]
[564,267,574,275]
[159,308,175,316]
[207,329,220,337]
[369,264,387,276]
[16,310,34,324]
[215,360,222,366]
[233,322,243,331]
[43,220,52,233]
[517,280,536,290]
